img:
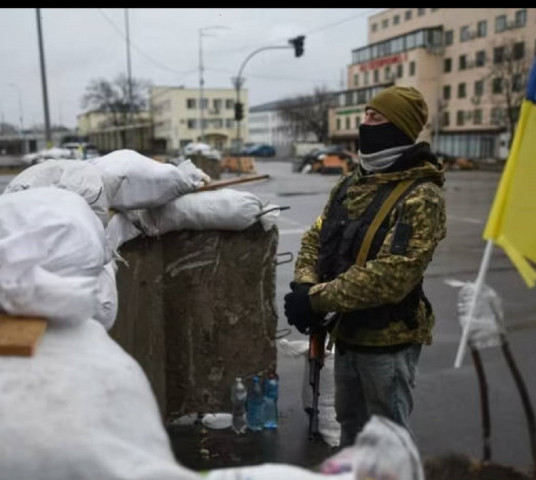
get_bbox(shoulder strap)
[355,178,419,267]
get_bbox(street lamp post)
[9,83,25,154]
[198,26,229,145]
[232,36,305,153]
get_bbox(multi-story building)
[249,100,318,157]
[329,8,536,160]
[150,86,248,155]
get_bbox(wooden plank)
[196,174,270,192]
[0,315,47,357]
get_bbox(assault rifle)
[306,325,327,441]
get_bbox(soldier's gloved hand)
[284,283,320,334]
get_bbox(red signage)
[359,53,407,72]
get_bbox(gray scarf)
[359,144,414,172]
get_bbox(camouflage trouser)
[334,342,422,448]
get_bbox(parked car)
[242,144,276,157]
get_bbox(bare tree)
[81,73,151,127]
[485,38,531,148]
[277,86,336,143]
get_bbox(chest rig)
[316,175,430,331]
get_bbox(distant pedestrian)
[284,86,447,447]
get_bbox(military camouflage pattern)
[293,150,446,347]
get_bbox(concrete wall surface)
[110,223,279,419]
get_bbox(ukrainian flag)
[483,58,536,288]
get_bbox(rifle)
[307,326,326,440]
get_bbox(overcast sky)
[0,8,385,129]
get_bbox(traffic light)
[289,35,305,58]
[234,101,244,121]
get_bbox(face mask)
[359,123,414,154]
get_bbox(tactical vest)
[316,175,431,331]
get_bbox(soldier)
[284,86,447,448]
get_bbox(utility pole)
[232,35,305,153]
[198,26,229,145]
[9,83,25,154]
[125,9,133,149]
[36,8,52,148]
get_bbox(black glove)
[284,283,321,334]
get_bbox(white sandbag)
[3,159,111,227]
[94,259,119,331]
[319,415,425,480]
[206,463,353,480]
[135,188,280,236]
[88,149,210,210]
[105,211,143,251]
[0,187,112,325]
[278,339,340,447]
[0,319,200,480]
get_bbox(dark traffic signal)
[289,35,305,58]
[234,101,244,121]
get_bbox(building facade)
[329,8,536,160]
[150,86,248,155]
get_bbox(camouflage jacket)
[294,143,447,347]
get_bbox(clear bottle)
[231,377,247,434]
[246,375,264,431]
[263,373,279,429]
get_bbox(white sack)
[4,159,111,227]
[0,319,200,480]
[135,188,280,236]
[206,463,353,480]
[320,415,425,480]
[278,339,340,447]
[94,259,119,331]
[105,211,143,252]
[88,149,210,210]
[0,187,112,324]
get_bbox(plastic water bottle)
[231,377,247,434]
[263,373,279,429]
[247,375,264,431]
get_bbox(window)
[473,109,483,125]
[477,20,487,37]
[515,9,526,28]
[374,70,379,82]
[492,78,503,94]
[364,71,370,85]
[474,80,484,96]
[225,119,234,128]
[443,85,451,100]
[393,15,400,25]
[459,55,467,70]
[354,73,359,86]
[445,30,453,46]
[442,111,450,127]
[444,58,452,73]
[493,46,505,64]
[225,99,233,109]
[355,116,361,129]
[418,8,425,16]
[409,61,416,76]
[495,15,507,33]
[397,64,403,78]
[371,23,377,32]
[405,10,412,20]
[460,26,470,42]
[336,118,341,130]
[187,98,196,109]
[457,110,465,126]
[212,99,222,111]
[201,99,208,109]
[458,83,466,98]
[475,50,486,67]
[513,73,524,92]
[382,19,388,29]
[345,117,351,129]
[513,42,525,60]
[491,107,503,125]
[187,119,197,129]
[384,66,392,81]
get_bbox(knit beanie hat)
[366,86,428,141]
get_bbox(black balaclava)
[358,122,414,154]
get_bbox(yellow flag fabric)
[483,98,536,287]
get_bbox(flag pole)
[454,239,494,368]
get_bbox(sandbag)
[3,159,111,227]
[88,149,210,210]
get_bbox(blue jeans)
[334,343,422,448]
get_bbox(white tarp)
[88,149,210,210]
[4,159,111,227]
